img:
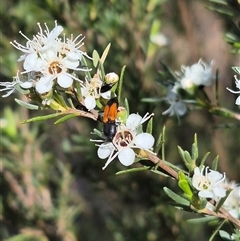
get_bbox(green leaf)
[191,134,198,161]
[232,66,240,75]
[154,131,163,155]
[117,65,126,102]
[219,230,232,240]
[215,189,233,212]
[209,106,239,119]
[184,151,193,164]
[209,219,228,241]
[20,113,65,124]
[116,166,150,175]
[92,49,100,67]
[100,43,111,64]
[199,152,210,167]
[159,61,178,83]
[177,146,185,161]
[14,84,30,95]
[178,172,193,199]
[146,115,153,134]
[15,98,39,110]
[124,98,130,116]
[92,128,104,138]
[209,0,228,5]
[141,97,164,103]
[211,155,219,170]
[187,216,217,224]
[163,187,190,206]
[54,113,79,124]
[150,169,172,178]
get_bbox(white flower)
[227,75,240,105]
[10,21,63,63]
[94,113,155,170]
[180,59,213,88]
[162,86,187,117]
[81,75,112,110]
[192,166,226,200]
[33,48,83,94]
[220,180,240,219]
[223,187,240,219]
[0,72,33,97]
[60,32,92,62]
[81,76,103,110]
[10,22,90,95]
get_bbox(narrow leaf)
[21,113,64,124]
[211,155,219,170]
[154,131,163,155]
[177,146,185,161]
[54,113,79,124]
[178,172,193,198]
[92,49,100,67]
[199,152,210,167]
[100,43,111,64]
[232,66,240,75]
[184,151,192,163]
[215,189,233,212]
[116,166,150,175]
[124,98,130,116]
[209,219,228,241]
[219,230,232,240]
[117,65,126,102]
[146,116,153,134]
[163,187,190,206]
[187,216,217,224]
[15,98,39,110]
[191,134,198,161]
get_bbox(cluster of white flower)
[92,112,155,170]
[220,180,240,219]
[180,59,213,89]
[192,166,240,218]
[0,22,156,171]
[163,59,213,118]
[0,21,91,100]
[81,72,119,110]
[192,166,226,200]
[162,86,187,117]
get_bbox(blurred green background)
[1,0,239,241]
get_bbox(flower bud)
[105,72,119,84]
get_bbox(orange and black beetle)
[102,97,118,141]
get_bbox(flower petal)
[84,96,96,110]
[97,143,114,159]
[235,96,240,105]
[57,73,73,88]
[213,186,226,198]
[134,133,154,149]
[198,190,213,198]
[20,81,33,89]
[118,148,135,166]
[36,75,53,94]
[126,114,142,129]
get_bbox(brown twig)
[203,205,240,228]
[147,153,179,180]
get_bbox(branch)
[147,153,179,180]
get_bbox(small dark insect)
[102,97,118,141]
[75,103,89,112]
[100,83,115,93]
